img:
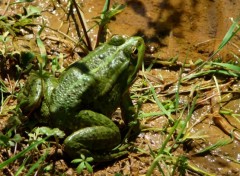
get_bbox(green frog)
[17,35,145,162]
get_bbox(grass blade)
[149,82,172,120]
[0,136,49,169]
[217,17,240,51]
[26,149,49,176]
[195,139,232,155]
[211,62,240,73]
[14,156,30,176]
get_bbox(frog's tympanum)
[17,35,145,162]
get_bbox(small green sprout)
[71,154,94,174]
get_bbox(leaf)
[12,134,23,143]
[34,127,65,138]
[76,162,85,174]
[26,150,48,176]
[14,156,29,176]
[36,37,47,67]
[16,0,34,2]
[99,4,125,26]
[81,154,86,160]
[0,134,10,146]
[85,162,93,173]
[211,62,240,73]
[195,139,232,155]
[20,51,35,67]
[25,5,41,18]
[183,69,239,81]
[217,17,240,51]
[51,55,61,73]
[0,137,49,169]
[71,159,83,164]
[149,82,171,119]
[13,18,32,28]
[36,25,47,68]
[86,156,94,162]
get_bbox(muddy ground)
[0,0,240,175]
[83,0,240,62]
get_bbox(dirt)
[0,0,240,175]
[82,0,240,62]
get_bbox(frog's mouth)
[127,37,145,86]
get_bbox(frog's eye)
[108,35,126,46]
[131,46,138,58]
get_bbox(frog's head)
[108,35,145,87]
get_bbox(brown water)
[81,0,240,62]
[2,0,239,61]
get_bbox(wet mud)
[81,0,240,62]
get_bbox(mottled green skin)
[18,35,145,161]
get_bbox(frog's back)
[48,35,144,130]
[49,42,122,119]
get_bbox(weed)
[140,17,240,175]
[71,154,94,174]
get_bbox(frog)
[17,35,145,162]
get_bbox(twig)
[72,0,92,51]
[2,0,11,16]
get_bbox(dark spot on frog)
[69,62,90,73]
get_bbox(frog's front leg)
[17,72,44,114]
[120,91,140,134]
[64,110,126,162]
[17,72,57,118]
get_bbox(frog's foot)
[120,91,141,138]
[67,148,129,162]
[128,119,141,135]
[63,110,125,162]
[64,134,129,162]
[92,150,129,162]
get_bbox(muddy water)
[81,0,240,62]
[1,0,239,61]
[2,0,239,61]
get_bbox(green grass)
[136,17,240,175]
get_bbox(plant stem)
[95,0,110,47]
[72,0,92,51]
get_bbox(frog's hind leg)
[64,110,126,162]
